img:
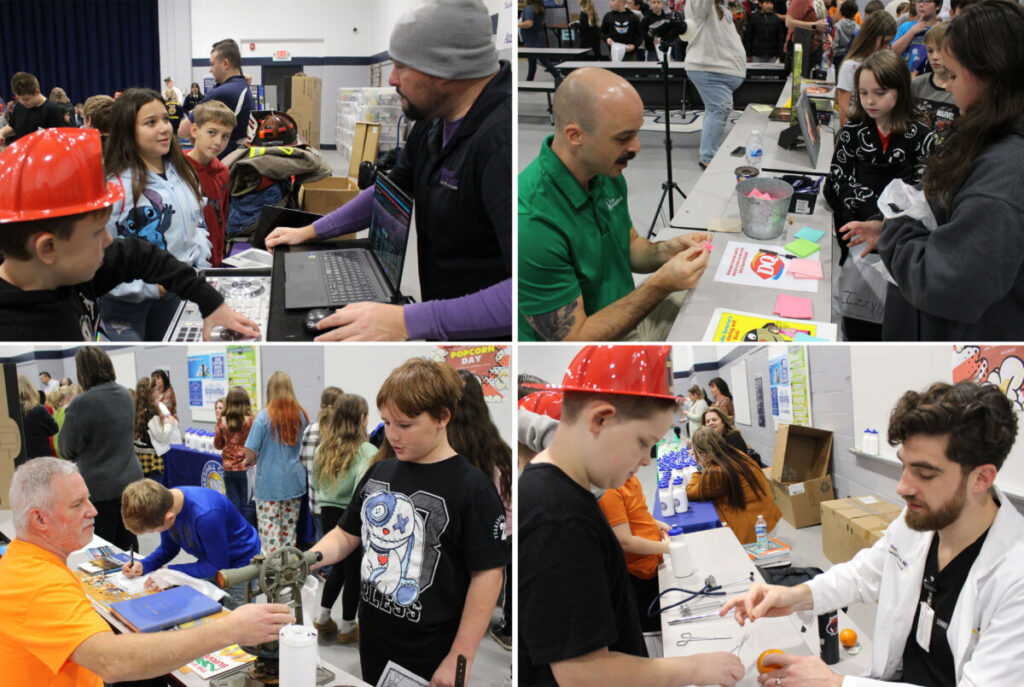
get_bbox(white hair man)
[0,457,294,686]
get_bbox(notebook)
[109,585,223,633]
[283,174,413,309]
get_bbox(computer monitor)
[794,92,822,170]
[369,174,413,294]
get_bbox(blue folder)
[109,585,223,633]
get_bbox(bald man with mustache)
[518,67,710,342]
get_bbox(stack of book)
[742,537,792,568]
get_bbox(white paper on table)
[713,241,820,293]
[376,661,430,687]
[146,569,229,601]
[109,572,149,594]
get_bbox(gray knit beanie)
[389,0,499,80]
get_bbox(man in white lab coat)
[722,381,1024,687]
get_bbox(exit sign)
[272,49,291,61]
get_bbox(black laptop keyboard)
[322,251,379,302]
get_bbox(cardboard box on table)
[288,74,322,150]
[768,424,835,528]
[821,496,903,563]
[299,122,381,218]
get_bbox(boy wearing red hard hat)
[518,345,745,686]
[0,127,259,341]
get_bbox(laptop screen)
[369,175,413,293]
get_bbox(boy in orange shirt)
[185,100,233,266]
[600,475,671,632]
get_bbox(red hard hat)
[0,128,124,223]
[518,391,562,421]
[526,346,676,400]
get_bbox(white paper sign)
[496,0,517,51]
[714,241,821,293]
[788,482,806,496]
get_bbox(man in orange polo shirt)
[0,457,294,686]
[599,475,671,632]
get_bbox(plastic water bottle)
[669,526,693,578]
[672,476,689,514]
[745,130,764,170]
[862,429,879,454]
[755,514,769,553]
[659,481,676,518]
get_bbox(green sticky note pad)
[785,237,820,258]
[795,226,825,242]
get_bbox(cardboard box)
[299,176,360,216]
[347,122,381,177]
[769,424,834,528]
[0,363,27,509]
[821,496,903,563]
[288,74,322,150]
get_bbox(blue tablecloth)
[653,493,721,533]
[161,444,316,545]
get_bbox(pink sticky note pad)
[789,259,823,279]
[774,294,814,319]
[704,243,715,251]
[749,189,775,200]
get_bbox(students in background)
[577,0,604,59]
[18,375,57,461]
[299,386,345,543]
[910,21,958,143]
[891,0,942,75]
[843,0,1024,340]
[244,371,309,552]
[520,0,563,85]
[826,50,934,340]
[311,393,374,644]
[745,0,788,63]
[183,82,203,114]
[150,369,178,417]
[100,89,214,341]
[602,0,645,60]
[835,11,898,126]
[133,377,179,481]
[831,0,860,66]
[215,386,256,525]
[686,427,780,544]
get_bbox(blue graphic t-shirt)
[894,20,932,74]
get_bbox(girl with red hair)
[244,371,309,551]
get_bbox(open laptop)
[282,174,413,309]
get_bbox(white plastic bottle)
[659,481,676,518]
[672,476,689,514]
[862,429,879,454]
[745,130,764,170]
[668,525,693,578]
[755,514,769,553]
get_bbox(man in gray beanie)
[266,0,512,343]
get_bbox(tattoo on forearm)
[527,303,577,341]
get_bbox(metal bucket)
[736,178,794,241]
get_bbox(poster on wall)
[788,345,812,426]
[952,346,1024,412]
[187,353,228,411]
[497,0,517,51]
[227,346,260,410]
[754,375,766,427]
[431,346,511,403]
[769,353,793,424]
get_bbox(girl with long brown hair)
[835,10,897,125]
[843,0,1024,340]
[311,393,375,643]
[99,88,211,341]
[215,385,256,524]
[243,372,309,551]
[686,426,780,544]
[133,377,179,481]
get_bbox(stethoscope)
[647,572,755,617]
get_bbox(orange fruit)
[757,649,784,674]
[840,628,858,648]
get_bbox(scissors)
[676,632,731,646]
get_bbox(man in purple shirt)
[266,0,511,341]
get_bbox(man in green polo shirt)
[518,68,710,341]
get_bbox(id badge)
[916,602,935,651]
